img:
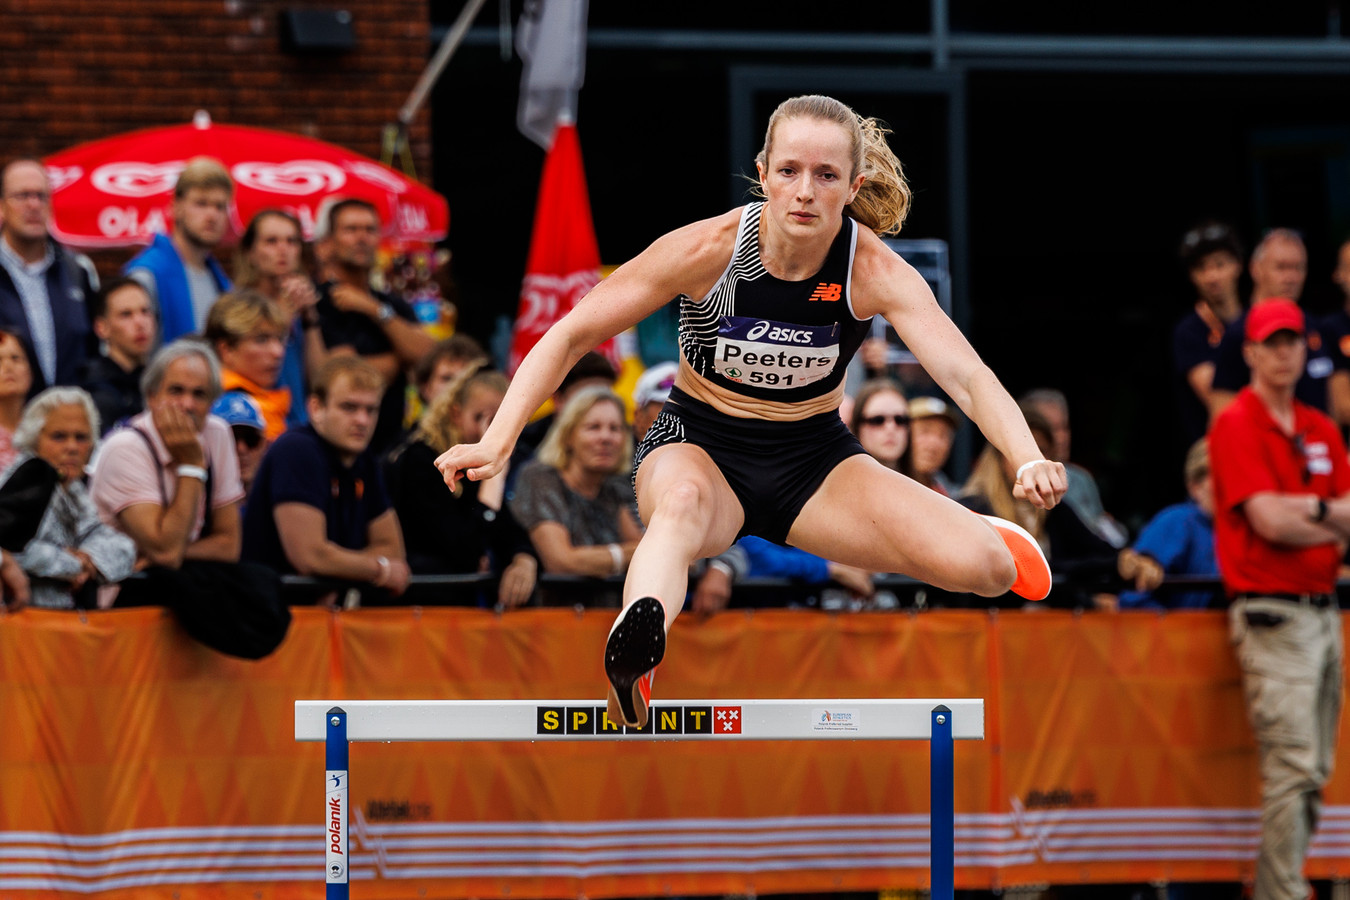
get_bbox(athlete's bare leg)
[786,454,1017,596]
[603,443,745,727]
[627,443,745,628]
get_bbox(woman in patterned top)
[509,385,641,608]
[7,387,135,608]
[437,94,1066,727]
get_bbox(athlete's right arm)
[434,210,741,489]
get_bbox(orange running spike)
[981,515,1052,601]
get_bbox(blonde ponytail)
[415,359,506,451]
[848,116,910,236]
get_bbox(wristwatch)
[376,302,395,323]
[1313,498,1330,523]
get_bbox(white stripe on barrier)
[14,803,1350,891]
[294,698,984,741]
[0,825,315,845]
[25,802,1350,851]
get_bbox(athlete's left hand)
[1012,459,1067,510]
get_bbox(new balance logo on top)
[808,282,842,302]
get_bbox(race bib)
[713,316,840,390]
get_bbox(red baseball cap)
[1245,298,1305,343]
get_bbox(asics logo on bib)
[745,320,814,344]
[713,315,841,390]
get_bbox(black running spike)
[604,597,666,726]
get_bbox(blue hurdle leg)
[931,704,954,900]
[326,707,349,900]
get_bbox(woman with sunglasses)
[850,378,911,474]
[437,94,1066,729]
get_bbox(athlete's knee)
[651,479,714,527]
[969,529,1017,597]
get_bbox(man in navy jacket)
[0,158,98,390]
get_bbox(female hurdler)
[437,95,1067,728]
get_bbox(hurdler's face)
[756,117,864,239]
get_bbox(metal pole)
[931,0,949,70]
[398,0,491,125]
[931,704,954,900]
[326,707,349,900]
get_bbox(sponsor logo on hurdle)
[535,705,742,736]
[811,708,860,733]
[326,769,348,883]
[366,798,432,822]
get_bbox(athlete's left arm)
[850,230,1066,508]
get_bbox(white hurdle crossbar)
[295,698,983,900]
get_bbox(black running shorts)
[632,386,866,544]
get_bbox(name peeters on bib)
[713,315,840,390]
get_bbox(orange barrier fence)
[2,606,1348,898]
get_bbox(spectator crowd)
[0,154,1345,632]
[0,123,1347,900]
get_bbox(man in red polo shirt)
[1211,297,1350,900]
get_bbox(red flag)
[508,122,614,376]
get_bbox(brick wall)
[0,0,433,263]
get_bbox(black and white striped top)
[677,202,871,403]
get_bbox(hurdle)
[295,698,983,900]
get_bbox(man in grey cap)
[907,396,959,496]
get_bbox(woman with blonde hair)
[509,385,641,607]
[960,406,1119,608]
[959,407,1053,554]
[386,361,536,607]
[439,94,1065,728]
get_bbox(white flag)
[516,0,589,149]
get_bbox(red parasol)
[42,111,448,248]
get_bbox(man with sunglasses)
[211,392,267,496]
[1210,298,1350,900]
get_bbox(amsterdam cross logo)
[714,706,741,733]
